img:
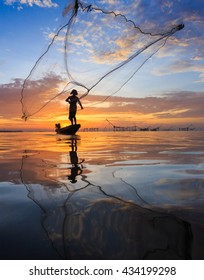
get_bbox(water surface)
[0,131,204,259]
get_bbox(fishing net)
[20,0,184,120]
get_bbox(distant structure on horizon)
[106,119,137,131]
[106,120,161,132]
[179,124,195,131]
[81,121,199,132]
[82,127,99,132]
[0,130,23,133]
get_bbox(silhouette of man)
[66,89,83,125]
[67,138,83,183]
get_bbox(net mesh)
[20,0,184,120]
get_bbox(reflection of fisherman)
[67,139,84,183]
[66,89,83,125]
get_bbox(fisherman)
[66,89,83,125]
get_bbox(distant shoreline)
[0,130,23,133]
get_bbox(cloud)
[192,56,203,61]
[162,91,204,118]
[46,32,65,42]
[82,90,204,122]
[152,59,204,82]
[100,0,121,6]
[37,0,204,81]
[0,73,204,130]
[4,0,58,8]
[0,73,64,119]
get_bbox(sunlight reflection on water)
[0,131,204,259]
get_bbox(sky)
[0,0,204,131]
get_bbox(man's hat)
[71,89,78,95]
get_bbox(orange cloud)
[1,76,204,131]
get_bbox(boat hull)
[55,124,81,135]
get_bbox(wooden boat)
[55,123,81,135]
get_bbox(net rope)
[20,0,184,120]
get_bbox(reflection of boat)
[55,123,81,135]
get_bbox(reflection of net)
[18,127,194,259]
[20,0,184,120]
[63,199,192,260]
[20,151,192,260]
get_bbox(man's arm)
[65,97,70,103]
[78,98,83,109]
